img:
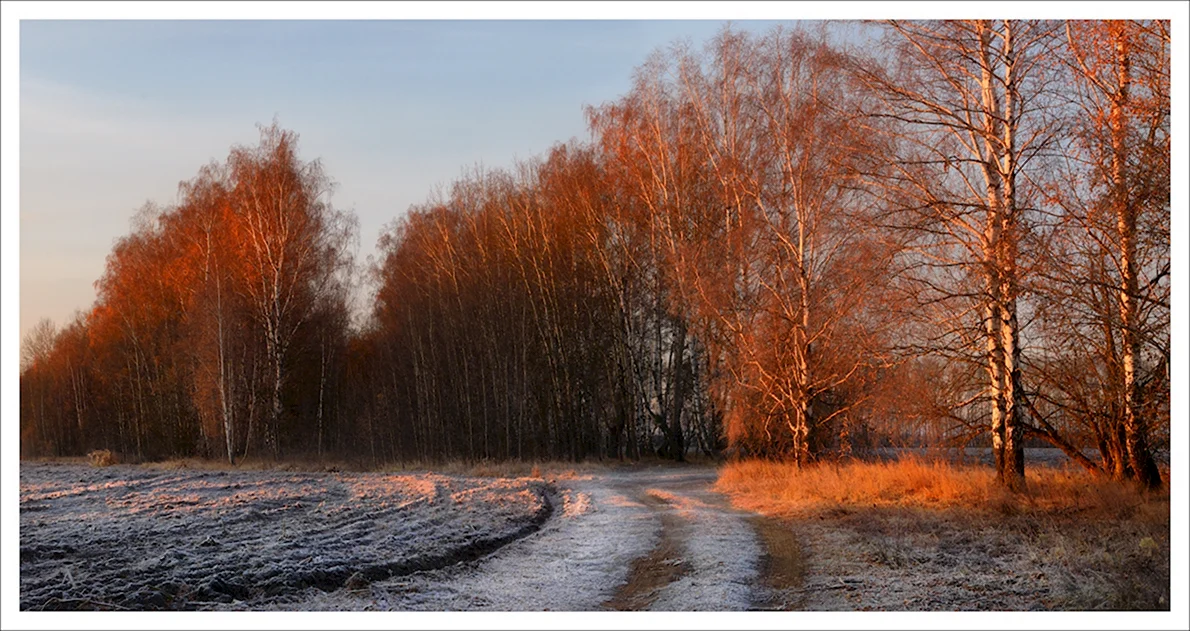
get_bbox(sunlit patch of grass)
[715,457,1169,519]
[717,457,992,516]
[718,457,1170,610]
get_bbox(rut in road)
[601,468,762,611]
[748,515,809,610]
[603,491,692,610]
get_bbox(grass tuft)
[86,449,118,467]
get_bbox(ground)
[19,463,552,610]
[18,458,1171,611]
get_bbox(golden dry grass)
[86,449,118,467]
[720,457,1171,610]
[715,457,1169,519]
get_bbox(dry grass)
[716,457,1169,519]
[718,458,1171,611]
[24,456,93,466]
[379,458,617,481]
[86,450,118,467]
[143,457,358,473]
[30,454,622,480]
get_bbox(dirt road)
[270,464,773,611]
[601,467,765,611]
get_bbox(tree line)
[20,21,1169,489]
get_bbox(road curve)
[280,464,768,611]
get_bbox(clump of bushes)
[87,449,118,467]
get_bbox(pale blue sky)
[19,18,813,339]
[13,7,1184,344]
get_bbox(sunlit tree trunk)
[1104,25,1162,489]
[859,19,1059,489]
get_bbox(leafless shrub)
[87,450,117,467]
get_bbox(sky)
[13,3,1179,344]
[16,16,816,341]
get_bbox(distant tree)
[21,318,57,372]
[174,163,246,464]
[225,123,356,459]
[20,318,59,456]
[21,123,357,463]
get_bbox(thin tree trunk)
[317,335,328,461]
[215,273,236,466]
[998,22,1026,490]
[1109,26,1162,489]
[667,317,688,462]
[977,19,1025,490]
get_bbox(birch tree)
[1030,20,1169,488]
[176,164,245,464]
[1071,20,1167,489]
[856,20,1063,489]
[590,27,899,465]
[226,124,355,459]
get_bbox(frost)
[642,473,761,611]
[277,467,762,611]
[19,463,550,610]
[280,473,661,611]
[20,463,769,612]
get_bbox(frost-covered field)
[19,463,551,610]
[19,463,765,612]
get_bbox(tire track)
[602,468,762,611]
[748,515,808,610]
[603,491,691,610]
